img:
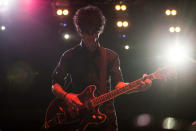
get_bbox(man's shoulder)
[61,44,81,57]
[102,47,119,58]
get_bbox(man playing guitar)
[46,5,152,131]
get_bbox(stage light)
[64,33,70,40]
[165,9,171,15]
[115,4,121,11]
[123,21,128,27]
[124,45,130,50]
[57,9,63,15]
[136,114,152,127]
[122,34,126,38]
[171,9,177,16]
[175,26,181,32]
[117,21,123,27]
[1,25,6,31]
[162,117,176,130]
[169,26,175,33]
[166,43,190,64]
[63,9,69,15]
[121,4,127,11]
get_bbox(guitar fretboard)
[91,74,154,107]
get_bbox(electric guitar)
[44,66,177,131]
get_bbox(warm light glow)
[117,21,123,27]
[121,4,127,11]
[165,9,171,15]
[1,25,6,31]
[166,44,189,64]
[115,4,121,11]
[169,26,175,33]
[57,9,63,15]
[64,33,70,39]
[136,114,152,127]
[124,45,130,50]
[175,26,181,32]
[171,9,177,16]
[63,9,69,15]
[163,117,176,130]
[123,21,128,27]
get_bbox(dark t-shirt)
[51,42,123,129]
[52,42,123,94]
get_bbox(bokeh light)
[169,26,175,32]
[171,9,177,16]
[64,33,70,40]
[175,26,181,32]
[165,9,171,15]
[63,9,69,15]
[162,117,176,130]
[1,25,6,31]
[115,4,121,11]
[117,21,123,27]
[121,4,127,11]
[123,21,128,27]
[124,45,130,50]
[56,9,63,15]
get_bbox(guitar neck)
[91,73,154,107]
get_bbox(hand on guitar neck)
[115,74,152,94]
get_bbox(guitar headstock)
[152,66,177,80]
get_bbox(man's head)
[73,5,106,36]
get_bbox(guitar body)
[44,85,107,131]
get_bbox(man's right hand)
[64,93,83,115]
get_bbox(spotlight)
[169,26,181,33]
[63,9,69,15]
[57,9,63,15]
[169,26,175,33]
[1,25,6,31]
[124,45,130,50]
[122,34,126,38]
[171,9,177,16]
[162,117,176,130]
[166,44,189,64]
[117,21,123,27]
[115,4,121,11]
[121,4,127,11]
[64,33,70,40]
[123,21,128,27]
[175,26,181,32]
[165,9,171,16]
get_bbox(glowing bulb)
[175,26,181,32]
[115,4,121,11]
[169,26,175,33]
[165,9,171,15]
[64,33,70,39]
[125,45,130,50]
[121,5,127,11]
[123,21,128,27]
[1,25,6,31]
[117,21,123,27]
[171,10,177,16]
[57,9,63,16]
[63,9,69,15]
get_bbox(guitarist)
[50,5,152,131]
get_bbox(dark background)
[1,0,196,130]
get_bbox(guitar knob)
[98,116,103,119]
[92,115,96,119]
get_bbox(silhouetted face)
[81,33,100,52]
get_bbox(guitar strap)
[98,47,108,94]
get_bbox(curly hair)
[73,5,106,35]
